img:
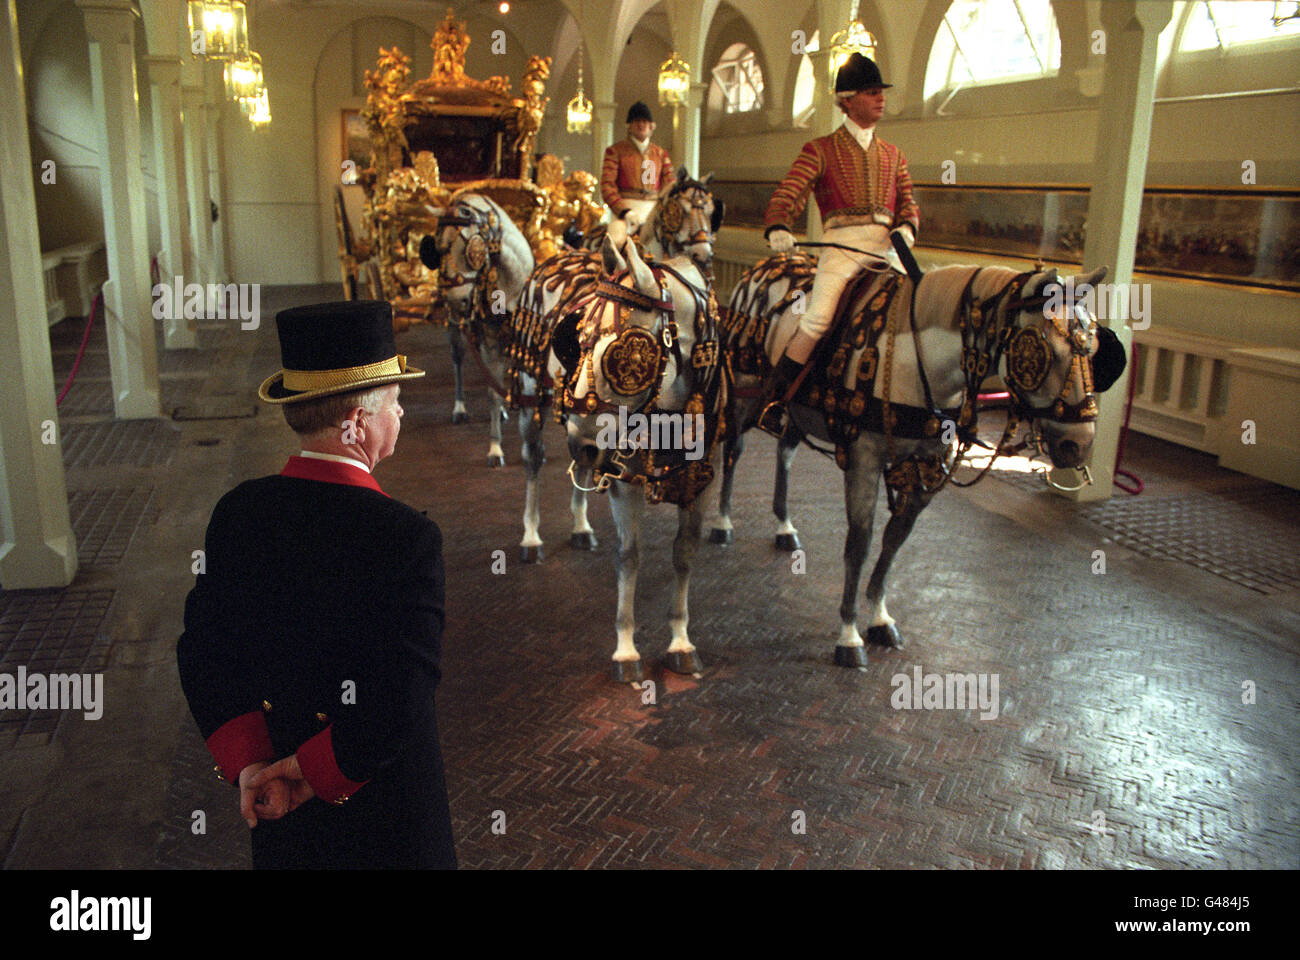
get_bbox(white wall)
[22,0,160,257]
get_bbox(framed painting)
[341,109,371,171]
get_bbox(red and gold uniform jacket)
[764,125,919,238]
[601,137,676,215]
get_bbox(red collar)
[280,456,388,497]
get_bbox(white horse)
[721,255,1127,666]
[504,172,723,561]
[588,168,723,271]
[509,235,728,680]
[420,193,534,466]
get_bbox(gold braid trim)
[282,355,409,391]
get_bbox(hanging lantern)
[247,86,271,128]
[188,0,248,62]
[827,1,877,93]
[225,51,262,102]
[566,53,592,133]
[657,51,690,107]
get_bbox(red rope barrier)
[55,290,102,408]
[1112,341,1144,495]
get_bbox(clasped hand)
[238,756,316,828]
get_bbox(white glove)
[890,225,915,248]
[768,229,795,253]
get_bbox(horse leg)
[569,484,597,551]
[447,326,468,424]
[862,487,935,651]
[835,440,885,668]
[519,410,544,563]
[773,426,802,552]
[665,501,705,674]
[608,480,644,682]
[707,432,743,544]
[486,362,505,467]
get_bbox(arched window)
[924,0,1060,103]
[1179,0,1300,50]
[710,42,764,113]
[792,30,819,127]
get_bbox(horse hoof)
[451,411,469,424]
[707,528,734,545]
[569,532,598,551]
[774,532,801,552]
[664,650,703,675]
[611,659,643,683]
[867,624,905,649]
[487,454,505,468]
[519,545,543,564]
[833,644,869,668]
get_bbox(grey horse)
[720,255,1126,666]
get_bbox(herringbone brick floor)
[4,284,1295,870]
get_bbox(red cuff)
[206,711,274,783]
[297,725,368,805]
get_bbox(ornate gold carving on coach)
[601,328,662,395]
[515,56,551,178]
[427,9,511,94]
[1007,327,1052,392]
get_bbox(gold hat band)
[281,355,408,392]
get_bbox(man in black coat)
[176,300,456,869]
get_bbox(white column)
[1057,1,1172,501]
[662,0,714,178]
[145,54,195,348]
[78,0,160,419]
[678,82,705,178]
[181,82,213,285]
[204,62,229,283]
[0,0,77,589]
[592,101,616,187]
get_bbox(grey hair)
[282,384,392,436]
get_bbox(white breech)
[782,224,900,362]
[621,198,658,232]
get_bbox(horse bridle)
[562,270,679,420]
[656,181,716,254]
[1001,281,1101,425]
[562,264,724,497]
[434,202,503,294]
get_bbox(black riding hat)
[835,53,891,92]
[259,300,424,404]
[627,101,654,124]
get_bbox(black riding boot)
[744,354,804,435]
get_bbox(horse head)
[644,167,724,270]
[1002,265,1127,472]
[419,194,531,327]
[566,236,691,485]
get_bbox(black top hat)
[626,101,654,124]
[258,300,424,404]
[835,53,891,92]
